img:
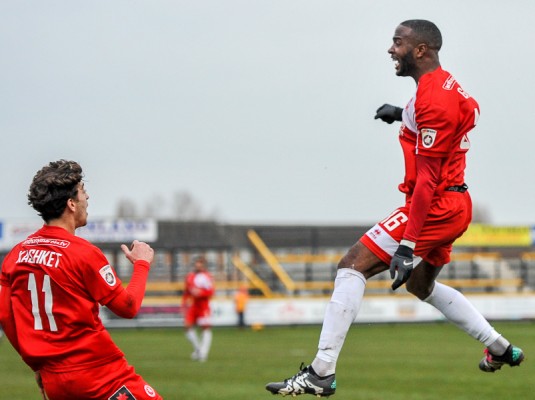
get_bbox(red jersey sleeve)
[105,260,150,319]
[403,155,442,243]
[0,283,21,353]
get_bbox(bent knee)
[405,279,433,300]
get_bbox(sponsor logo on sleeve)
[442,75,456,90]
[144,385,157,397]
[99,265,117,287]
[420,129,437,148]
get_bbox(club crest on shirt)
[420,129,437,148]
[99,265,116,286]
[108,385,136,400]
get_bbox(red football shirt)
[0,225,124,372]
[183,270,214,309]
[398,66,480,196]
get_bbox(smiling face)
[388,24,419,78]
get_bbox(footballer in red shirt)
[182,256,214,362]
[266,19,524,397]
[0,160,162,400]
[362,65,479,268]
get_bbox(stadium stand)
[2,222,532,303]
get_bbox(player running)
[182,256,215,362]
[266,19,524,397]
[0,160,162,400]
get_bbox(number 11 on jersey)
[28,273,58,332]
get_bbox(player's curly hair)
[401,19,442,51]
[28,160,84,222]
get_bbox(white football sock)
[312,268,366,376]
[185,328,200,353]
[424,282,506,349]
[199,329,213,361]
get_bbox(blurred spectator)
[234,285,249,328]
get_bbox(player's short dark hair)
[400,19,442,51]
[194,256,207,264]
[28,160,84,222]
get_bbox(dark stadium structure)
[2,222,534,297]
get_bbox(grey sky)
[2,0,534,225]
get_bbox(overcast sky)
[2,0,535,226]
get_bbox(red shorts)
[40,357,163,400]
[184,302,211,328]
[360,191,472,266]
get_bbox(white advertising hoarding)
[102,294,535,329]
[0,219,158,251]
[77,219,157,243]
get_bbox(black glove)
[389,244,414,290]
[374,104,403,124]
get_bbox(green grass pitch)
[0,321,532,399]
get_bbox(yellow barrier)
[247,230,296,292]
[137,277,523,297]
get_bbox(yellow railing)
[231,254,274,298]
[247,229,297,292]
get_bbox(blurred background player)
[182,256,215,362]
[0,160,162,399]
[266,19,524,397]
